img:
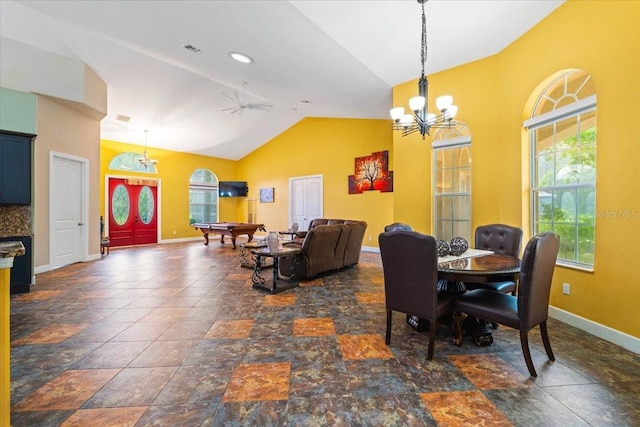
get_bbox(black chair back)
[518,232,560,330]
[384,223,413,232]
[379,231,438,318]
[475,224,523,257]
[379,230,455,360]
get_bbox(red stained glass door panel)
[108,178,158,247]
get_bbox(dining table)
[437,250,521,345]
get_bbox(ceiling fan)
[222,81,273,115]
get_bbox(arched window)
[524,70,596,269]
[432,121,472,242]
[189,169,218,224]
[108,152,158,174]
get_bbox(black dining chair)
[384,222,413,232]
[451,232,560,376]
[465,224,523,295]
[379,230,455,360]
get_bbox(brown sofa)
[279,219,367,279]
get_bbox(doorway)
[289,174,323,231]
[50,152,88,269]
[107,177,158,247]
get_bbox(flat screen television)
[219,181,248,197]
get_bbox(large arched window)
[189,169,218,224]
[524,70,596,269]
[432,122,472,242]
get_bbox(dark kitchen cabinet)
[0,236,32,294]
[0,132,34,205]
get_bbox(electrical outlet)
[368,236,372,242]
[562,282,571,295]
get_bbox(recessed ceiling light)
[181,44,201,53]
[228,51,253,64]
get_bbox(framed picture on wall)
[259,187,274,203]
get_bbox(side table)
[251,246,300,294]
[239,241,272,269]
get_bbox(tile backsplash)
[0,205,32,237]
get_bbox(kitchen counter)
[0,241,25,259]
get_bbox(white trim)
[523,95,597,128]
[34,264,49,275]
[361,245,379,253]
[549,305,640,354]
[431,135,471,150]
[49,151,89,270]
[159,237,202,244]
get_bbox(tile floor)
[9,241,640,426]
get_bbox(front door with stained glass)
[108,178,158,247]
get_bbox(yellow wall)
[392,0,640,337]
[237,118,394,243]
[100,139,240,241]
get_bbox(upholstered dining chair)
[451,232,560,376]
[465,224,523,294]
[384,222,413,232]
[378,230,455,360]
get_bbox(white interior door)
[51,153,86,269]
[289,175,323,231]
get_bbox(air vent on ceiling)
[116,114,131,122]
[181,44,201,53]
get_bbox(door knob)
[78,222,84,226]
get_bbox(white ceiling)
[0,0,564,160]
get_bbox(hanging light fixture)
[390,0,458,139]
[138,129,158,169]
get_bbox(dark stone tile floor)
[9,241,640,426]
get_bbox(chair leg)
[539,320,555,361]
[385,309,392,345]
[427,323,436,360]
[519,331,537,377]
[451,311,467,346]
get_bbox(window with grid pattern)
[433,123,471,242]
[525,70,596,269]
[189,169,218,224]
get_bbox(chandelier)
[138,129,158,169]
[390,0,458,139]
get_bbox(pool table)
[192,222,266,249]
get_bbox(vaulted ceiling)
[0,0,564,160]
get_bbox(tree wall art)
[348,150,393,194]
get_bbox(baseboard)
[159,237,203,244]
[362,245,380,253]
[34,264,49,275]
[548,305,640,354]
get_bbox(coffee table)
[251,246,301,294]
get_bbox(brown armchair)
[378,230,455,360]
[465,224,523,294]
[451,232,560,376]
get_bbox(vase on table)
[266,231,279,252]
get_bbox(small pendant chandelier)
[138,129,158,169]
[390,0,458,139]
